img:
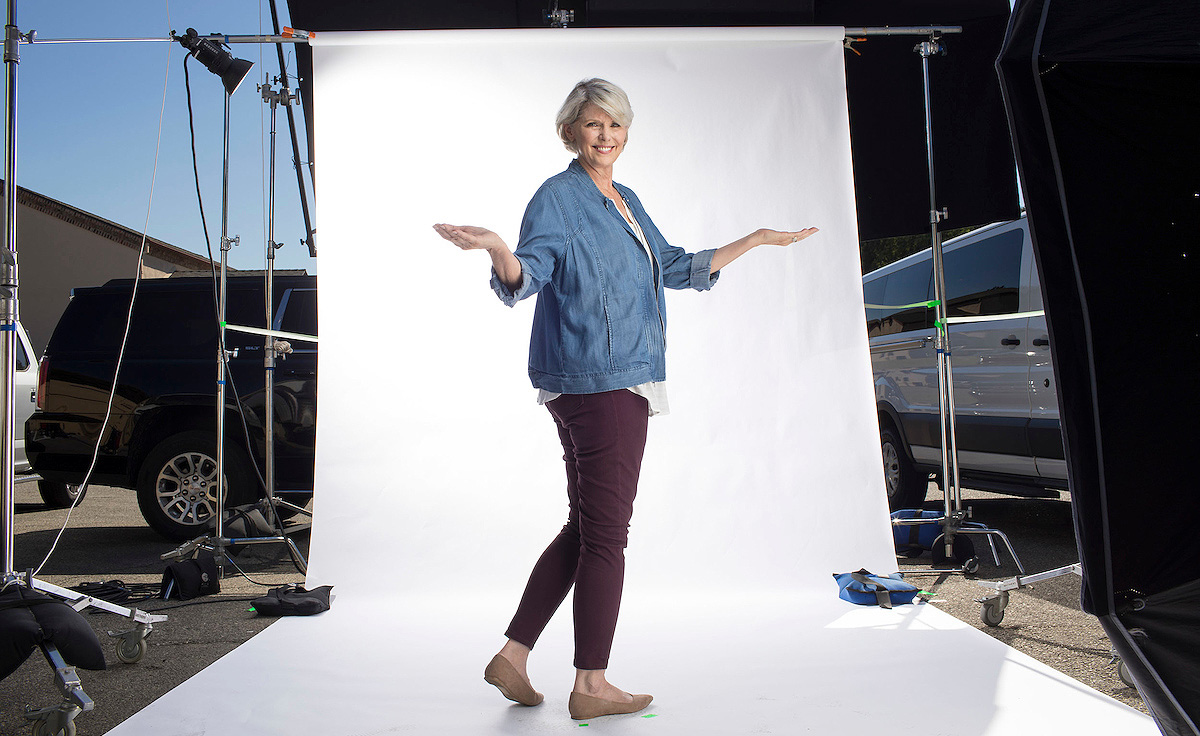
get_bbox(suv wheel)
[881,425,928,510]
[38,479,87,509]
[136,431,256,541]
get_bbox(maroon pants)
[504,389,649,670]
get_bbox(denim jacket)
[492,160,719,394]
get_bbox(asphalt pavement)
[0,480,1147,735]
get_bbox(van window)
[879,260,932,335]
[16,337,28,371]
[943,230,1023,318]
[863,277,887,338]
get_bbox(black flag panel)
[997,1,1200,733]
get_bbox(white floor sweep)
[108,590,1154,735]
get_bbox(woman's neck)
[578,159,617,198]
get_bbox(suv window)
[51,292,132,355]
[127,290,218,357]
[944,230,1023,318]
[276,288,316,337]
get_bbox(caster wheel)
[31,719,75,736]
[116,636,148,664]
[980,600,1005,627]
[931,534,975,566]
[963,557,981,575]
[1117,658,1135,687]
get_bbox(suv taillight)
[37,355,48,411]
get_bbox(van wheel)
[136,431,256,541]
[881,426,927,510]
[38,480,87,509]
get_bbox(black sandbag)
[160,555,220,600]
[0,586,106,680]
[252,584,332,616]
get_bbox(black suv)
[27,273,317,540]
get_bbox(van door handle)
[1001,335,1021,346]
[1033,337,1050,347]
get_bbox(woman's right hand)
[434,223,524,290]
[433,224,507,253]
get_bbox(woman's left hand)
[757,227,820,247]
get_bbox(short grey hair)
[555,78,634,153]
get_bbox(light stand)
[2,3,166,732]
[882,30,1024,576]
[259,77,313,541]
[163,35,309,575]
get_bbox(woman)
[434,78,817,720]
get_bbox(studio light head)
[175,28,255,95]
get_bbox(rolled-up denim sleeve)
[491,185,567,307]
[659,242,720,292]
[685,248,719,291]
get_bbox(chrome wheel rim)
[882,441,901,499]
[155,450,221,528]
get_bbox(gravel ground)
[0,480,1147,735]
[896,486,1147,715]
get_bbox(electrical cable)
[183,52,307,572]
[183,53,269,495]
[221,551,286,587]
[33,34,174,576]
[139,595,260,613]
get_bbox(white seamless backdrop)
[306,28,894,600]
[105,29,1158,736]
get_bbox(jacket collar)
[567,159,630,204]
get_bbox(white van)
[9,321,80,507]
[13,320,37,474]
[862,218,1066,509]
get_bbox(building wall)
[1,183,215,354]
[14,204,183,350]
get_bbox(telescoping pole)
[264,83,278,518]
[1,0,20,576]
[214,91,235,573]
[917,36,964,557]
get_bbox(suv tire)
[136,431,257,541]
[881,425,927,510]
[38,479,87,509]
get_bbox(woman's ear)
[563,123,575,142]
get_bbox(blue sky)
[6,1,314,274]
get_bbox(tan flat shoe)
[483,654,544,706]
[568,691,653,720]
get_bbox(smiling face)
[565,104,628,173]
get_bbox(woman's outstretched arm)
[433,224,523,291]
[709,227,820,274]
